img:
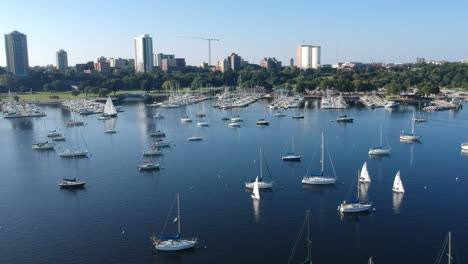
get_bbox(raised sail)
[103,97,118,117]
[392,171,405,193]
[251,177,260,200]
[359,162,371,183]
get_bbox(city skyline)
[1,0,468,67]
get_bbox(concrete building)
[161,58,186,72]
[134,34,153,72]
[229,53,242,71]
[416,57,426,64]
[296,45,321,69]
[197,61,208,68]
[216,58,230,72]
[260,57,282,69]
[75,61,95,76]
[4,30,29,76]
[290,58,294,67]
[94,56,111,74]
[154,53,174,67]
[461,59,468,64]
[109,57,133,69]
[56,49,68,73]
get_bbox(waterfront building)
[56,49,68,73]
[4,30,29,76]
[134,34,153,72]
[260,57,282,69]
[296,44,321,69]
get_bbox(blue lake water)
[0,100,467,263]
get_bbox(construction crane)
[178,36,220,66]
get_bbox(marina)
[0,99,467,263]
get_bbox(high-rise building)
[416,57,426,64]
[229,53,242,71]
[290,58,294,67]
[56,49,68,73]
[296,45,321,69]
[154,53,175,67]
[260,57,282,69]
[94,56,111,74]
[109,57,133,69]
[4,30,29,76]
[134,34,154,73]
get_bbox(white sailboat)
[392,171,405,193]
[461,142,468,152]
[59,148,86,188]
[32,141,56,150]
[102,97,118,117]
[251,176,260,200]
[302,133,336,185]
[282,136,301,161]
[245,149,274,189]
[369,127,391,155]
[338,171,372,213]
[400,113,421,142]
[59,124,88,157]
[151,193,198,251]
[196,102,209,126]
[358,162,371,183]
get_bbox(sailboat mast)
[177,193,181,234]
[380,126,383,146]
[448,231,452,264]
[307,210,311,264]
[321,133,324,172]
[411,114,415,134]
[292,136,295,153]
[260,149,263,179]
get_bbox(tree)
[71,90,81,97]
[43,83,54,92]
[98,88,110,97]
[13,95,20,101]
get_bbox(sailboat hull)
[400,135,421,142]
[245,181,274,189]
[339,203,372,213]
[282,155,301,161]
[154,239,197,251]
[302,177,336,185]
[368,148,391,155]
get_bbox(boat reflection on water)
[360,183,370,201]
[392,192,404,214]
[252,199,260,223]
[302,184,336,192]
[339,210,371,222]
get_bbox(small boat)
[180,116,192,123]
[221,116,230,121]
[187,136,203,141]
[461,143,468,152]
[369,127,391,155]
[142,147,163,156]
[413,117,427,122]
[196,121,209,127]
[392,171,405,193]
[102,96,118,117]
[150,193,198,251]
[138,161,160,171]
[400,114,421,142]
[153,112,163,119]
[104,129,117,134]
[59,178,86,188]
[59,149,88,157]
[195,112,206,117]
[52,136,66,141]
[251,176,260,200]
[32,141,56,150]
[336,115,354,122]
[338,172,372,213]
[274,111,286,117]
[282,136,301,161]
[384,101,399,108]
[230,116,243,122]
[47,130,62,138]
[152,140,170,148]
[302,133,336,185]
[150,131,166,138]
[358,162,371,183]
[292,114,304,119]
[66,120,85,126]
[245,149,274,189]
[97,115,110,120]
[256,119,269,126]
[228,122,241,128]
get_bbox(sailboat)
[274,111,286,117]
[413,102,427,122]
[59,123,88,157]
[102,97,118,117]
[251,177,260,200]
[392,171,405,193]
[245,149,274,189]
[369,127,391,155]
[59,150,86,188]
[433,232,454,264]
[282,136,301,161]
[302,133,336,185]
[400,113,421,142]
[196,102,209,126]
[150,193,198,251]
[32,141,56,150]
[358,162,371,183]
[138,160,160,171]
[338,171,372,213]
[287,210,312,264]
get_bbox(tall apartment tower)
[56,49,68,73]
[134,34,154,73]
[4,30,29,76]
[296,45,321,69]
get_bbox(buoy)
[424,186,427,189]
[455,177,459,181]
[121,230,125,234]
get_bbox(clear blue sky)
[1,0,467,66]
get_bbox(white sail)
[251,176,260,200]
[392,171,405,193]
[104,97,117,115]
[359,162,371,183]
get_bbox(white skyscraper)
[134,34,153,73]
[56,49,68,73]
[4,30,29,76]
[296,45,321,69]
